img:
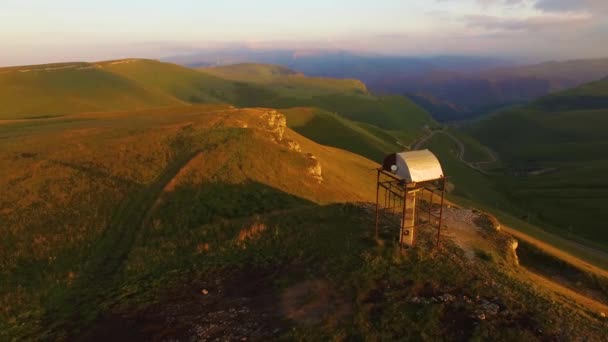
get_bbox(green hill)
[0,62,179,119]
[282,107,401,161]
[97,59,244,104]
[470,78,608,163]
[109,60,436,150]
[1,59,433,150]
[0,105,378,339]
[468,79,608,247]
[531,77,608,111]
[201,63,368,98]
[201,63,435,145]
[200,63,299,82]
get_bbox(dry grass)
[0,104,379,339]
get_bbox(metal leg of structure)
[375,170,380,238]
[384,184,388,217]
[400,183,407,248]
[436,177,446,248]
[428,189,433,224]
[392,189,396,215]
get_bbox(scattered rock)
[236,219,267,246]
[600,312,606,318]
[438,293,456,302]
[201,289,209,295]
[196,243,210,254]
[480,301,500,316]
[477,313,486,320]
[285,139,301,152]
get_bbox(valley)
[468,78,608,250]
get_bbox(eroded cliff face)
[510,238,519,266]
[257,110,322,183]
[262,110,286,142]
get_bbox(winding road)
[411,129,497,174]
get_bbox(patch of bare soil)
[280,280,351,326]
[440,206,490,260]
[80,270,288,341]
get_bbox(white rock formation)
[510,238,519,266]
[263,110,286,142]
[285,139,301,152]
[306,154,323,183]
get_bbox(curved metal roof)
[385,149,444,183]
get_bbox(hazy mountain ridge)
[167,50,608,122]
[382,59,608,120]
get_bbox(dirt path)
[411,130,439,150]
[41,149,204,338]
[440,206,488,260]
[41,113,237,338]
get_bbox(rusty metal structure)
[374,150,446,248]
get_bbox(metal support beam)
[400,183,407,248]
[375,168,446,250]
[436,177,446,248]
[375,169,380,238]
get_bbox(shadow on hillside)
[49,159,140,189]
[72,181,378,341]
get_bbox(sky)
[1,0,607,66]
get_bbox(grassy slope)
[468,79,608,248]
[0,105,379,339]
[2,107,606,340]
[97,59,243,104]
[98,59,432,163]
[1,59,433,151]
[423,134,515,212]
[0,62,179,119]
[282,107,401,161]
[201,63,368,98]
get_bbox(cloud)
[477,0,527,7]
[534,0,608,13]
[470,0,608,14]
[465,13,590,31]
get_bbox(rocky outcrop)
[257,110,321,183]
[306,154,323,183]
[408,293,503,321]
[510,238,519,266]
[285,139,301,152]
[262,110,286,142]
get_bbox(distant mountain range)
[0,59,433,160]
[166,49,608,122]
[167,49,515,74]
